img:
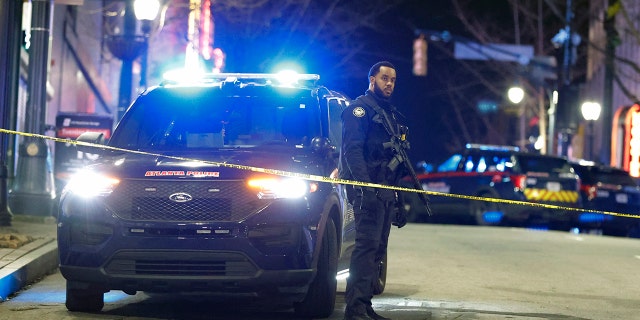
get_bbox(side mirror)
[75,131,106,155]
[310,137,336,157]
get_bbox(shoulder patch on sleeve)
[353,106,366,118]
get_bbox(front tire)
[471,192,502,226]
[294,218,338,318]
[65,281,104,312]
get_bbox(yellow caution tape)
[1,127,638,219]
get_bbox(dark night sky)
[326,0,467,165]
[211,0,516,166]
[365,0,464,165]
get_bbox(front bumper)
[57,194,321,297]
[60,250,314,297]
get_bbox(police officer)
[340,61,407,320]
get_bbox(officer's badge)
[353,107,366,117]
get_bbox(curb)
[0,238,58,301]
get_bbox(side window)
[477,156,487,172]
[492,155,511,172]
[327,97,346,147]
[478,155,509,172]
[464,155,476,172]
[438,154,462,172]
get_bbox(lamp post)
[134,0,160,91]
[581,101,601,160]
[508,85,525,148]
[105,0,160,122]
[0,1,23,225]
[8,0,57,217]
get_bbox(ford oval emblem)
[169,192,193,203]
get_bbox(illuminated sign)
[611,104,640,177]
[144,171,220,177]
[54,113,113,184]
[631,111,640,176]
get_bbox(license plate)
[616,193,628,204]
[546,182,561,192]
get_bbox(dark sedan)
[571,161,640,237]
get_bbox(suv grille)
[105,250,258,277]
[105,179,265,222]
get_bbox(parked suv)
[57,73,359,318]
[404,144,581,228]
[570,161,640,237]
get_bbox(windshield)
[573,166,638,186]
[517,155,573,175]
[109,86,319,151]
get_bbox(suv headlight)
[247,177,317,199]
[64,170,120,198]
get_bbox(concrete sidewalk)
[0,215,58,301]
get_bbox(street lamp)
[134,0,160,20]
[508,86,525,104]
[134,0,160,91]
[581,101,601,160]
[508,85,525,149]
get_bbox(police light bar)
[465,143,520,152]
[202,72,320,86]
[162,70,320,87]
[201,73,320,81]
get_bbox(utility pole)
[557,0,575,157]
[601,5,618,166]
[0,1,23,226]
[9,0,56,217]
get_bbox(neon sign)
[630,111,640,176]
[612,104,640,177]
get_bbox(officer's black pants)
[344,196,393,315]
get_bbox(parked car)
[570,161,640,237]
[57,72,364,318]
[402,144,581,228]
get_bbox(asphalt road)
[1,223,639,319]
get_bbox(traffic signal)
[556,84,580,131]
[413,37,427,76]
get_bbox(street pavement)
[1,218,640,319]
[0,214,58,302]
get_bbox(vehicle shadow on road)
[100,292,309,319]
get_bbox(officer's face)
[370,66,396,99]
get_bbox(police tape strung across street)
[2,127,638,220]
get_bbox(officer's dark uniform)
[340,90,406,317]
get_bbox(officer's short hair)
[368,61,396,79]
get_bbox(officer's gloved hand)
[359,187,378,211]
[392,204,407,228]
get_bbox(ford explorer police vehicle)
[57,73,365,318]
[403,144,581,228]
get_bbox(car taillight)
[511,174,527,190]
[580,184,597,200]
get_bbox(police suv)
[404,144,581,228]
[57,73,364,318]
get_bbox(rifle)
[365,100,432,218]
[383,132,432,217]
